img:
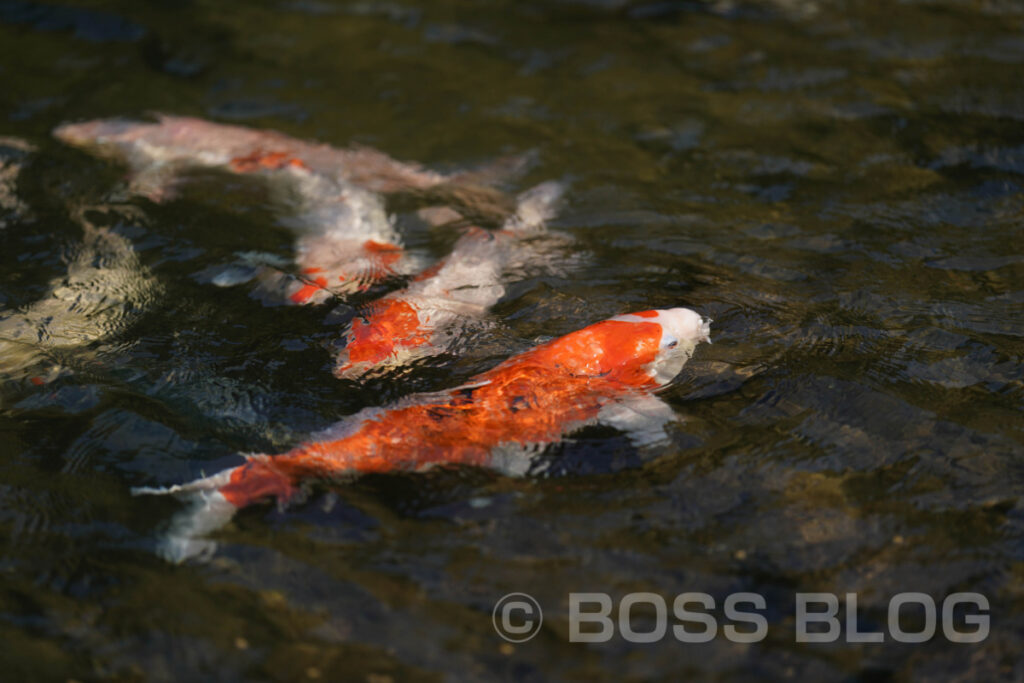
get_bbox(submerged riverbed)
[1,0,1023,680]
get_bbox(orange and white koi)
[53,115,516,303]
[334,181,567,378]
[135,308,711,561]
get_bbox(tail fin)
[415,182,516,227]
[504,181,565,236]
[497,181,574,281]
[132,457,295,563]
[133,468,239,563]
[410,154,545,228]
[447,149,537,190]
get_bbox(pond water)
[1,0,1023,680]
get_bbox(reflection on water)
[1,0,1023,680]
[0,203,158,398]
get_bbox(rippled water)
[2,0,1023,680]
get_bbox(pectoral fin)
[597,393,679,447]
[126,163,185,202]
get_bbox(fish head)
[607,307,711,386]
[53,119,146,151]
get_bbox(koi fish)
[134,308,711,561]
[334,181,568,379]
[53,114,447,196]
[53,115,519,303]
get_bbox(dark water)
[2,0,1023,680]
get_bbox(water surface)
[1,0,1023,680]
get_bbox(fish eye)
[666,340,678,349]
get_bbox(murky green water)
[2,0,1023,680]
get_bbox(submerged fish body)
[250,183,416,305]
[53,114,445,194]
[54,115,510,303]
[136,308,711,561]
[334,181,567,378]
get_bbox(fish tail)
[132,457,296,563]
[447,149,537,190]
[504,180,565,235]
[495,180,572,280]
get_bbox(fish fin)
[490,180,576,280]
[156,489,237,563]
[404,153,538,226]
[386,379,492,410]
[416,205,464,227]
[126,164,184,203]
[503,180,566,236]
[132,468,239,563]
[415,182,516,227]
[263,268,334,306]
[133,457,298,563]
[489,441,548,477]
[447,149,538,189]
[130,466,236,497]
[597,393,680,448]
[195,252,293,289]
[209,264,263,288]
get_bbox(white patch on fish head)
[612,307,711,386]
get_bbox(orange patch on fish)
[289,275,329,304]
[338,298,429,372]
[347,240,405,290]
[362,240,403,268]
[505,319,664,388]
[221,457,295,507]
[229,150,308,173]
